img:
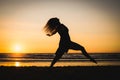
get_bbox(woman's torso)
[57,24,71,44]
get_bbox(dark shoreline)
[0,66,120,80]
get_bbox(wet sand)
[0,66,119,80]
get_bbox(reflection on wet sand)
[15,62,20,67]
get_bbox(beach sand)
[0,66,119,80]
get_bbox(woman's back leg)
[70,42,97,64]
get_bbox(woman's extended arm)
[46,29,57,36]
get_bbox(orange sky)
[0,0,119,53]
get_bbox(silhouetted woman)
[44,17,97,67]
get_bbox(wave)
[0,53,120,62]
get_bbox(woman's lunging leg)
[50,53,63,67]
[50,47,65,67]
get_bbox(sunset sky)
[0,0,119,53]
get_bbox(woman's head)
[44,17,60,34]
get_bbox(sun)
[14,44,22,53]
[10,43,26,53]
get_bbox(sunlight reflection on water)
[0,53,120,67]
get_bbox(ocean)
[0,53,120,67]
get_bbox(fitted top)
[57,24,71,42]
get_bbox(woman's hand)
[46,34,51,36]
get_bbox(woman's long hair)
[44,18,60,34]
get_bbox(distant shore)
[0,66,119,80]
